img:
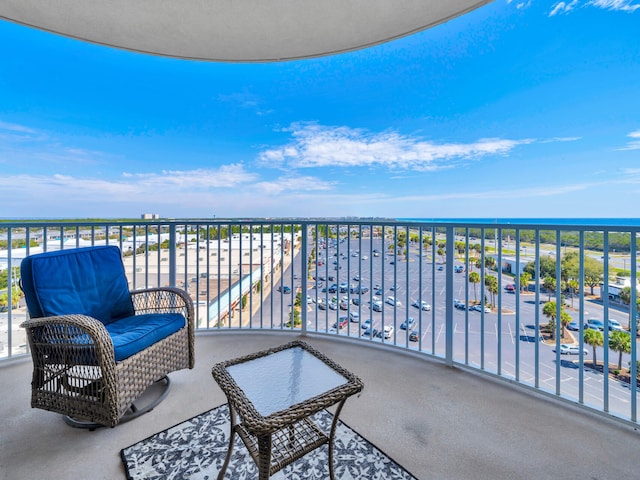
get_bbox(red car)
[332,317,349,329]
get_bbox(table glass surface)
[226,346,348,417]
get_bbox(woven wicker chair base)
[63,376,171,430]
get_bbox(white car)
[412,300,431,311]
[386,296,401,307]
[382,325,394,339]
[554,344,588,355]
[608,319,624,331]
[471,304,491,313]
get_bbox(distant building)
[600,277,640,301]
[141,213,160,219]
[488,255,529,276]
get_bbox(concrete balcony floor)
[1,332,639,479]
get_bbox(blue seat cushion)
[21,246,134,325]
[105,313,186,362]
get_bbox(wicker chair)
[20,245,195,428]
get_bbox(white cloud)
[549,1,579,16]
[0,164,259,212]
[590,0,640,12]
[259,123,532,171]
[616,129,640,150]
[550,0,640,15]
[122,164,258,189]
[253,175,335,195]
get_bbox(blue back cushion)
[21,246,134,325]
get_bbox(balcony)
[1,219,640,478]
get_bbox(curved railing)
[1,218,638,425]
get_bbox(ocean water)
[399,218,640,227]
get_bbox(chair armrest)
[130,287,195,368]
[130,286,194,320]
[20,314,116,369]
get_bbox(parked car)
[587,319,605,331]
[386,296,401,307]
[412,300,431,311]
[382,325,394,339]
[454,299,467,310]
[371,301,383,312]
[608,319,624,331]
[277,285,291,294]
[409,330,419,342]
[361,319,372,330]
[400,317,416,330]
[349,311,360,322]
[332,317,348,329]
[567,321,580,331]
[471,304,491,313]
[362,327,378,338]
[554,344,588,355]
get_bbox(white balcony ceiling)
[0,0,491,62]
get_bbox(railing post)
[445,227,454,366]
[301,223,308,335]
[169,223,177,288]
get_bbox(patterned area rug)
[121,404,417,479]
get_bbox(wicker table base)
[211,341,363,480]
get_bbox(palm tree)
[485,275,498,307]
[543,277,556,301]
[519,271,531,292]
[584,328,604,368]
[609,330,631,370]
[469,272,480,302]
[542,301,572,339]
[567,279,579,308]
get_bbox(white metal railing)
[1,219,638,425]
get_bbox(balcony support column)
[301,223,308,335]
[445,227,454,367]
[169,224,177,287]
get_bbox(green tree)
[485,256,496,270]
[620,286,631,305]
[584,328,604,367]
[519,272,531,292]
[543,277,556,300]
[241,294,248,310]
[583,257,604,295]
[542,301,571,339]
[609,330,631,370]
[0,289,21,309]
[294,291,302,308]
[469,271,481,302]
[567,279,579,308]
[484,275,498,306]
[524,256,556,280]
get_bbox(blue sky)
[1,0,639,219]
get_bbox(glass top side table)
[211,340,364,480]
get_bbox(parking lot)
[255,232,639,419]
